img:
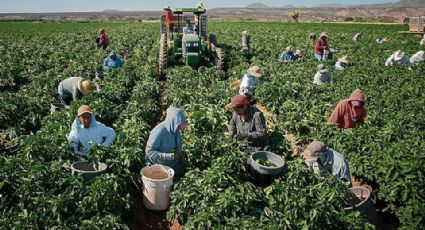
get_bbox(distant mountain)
[102,9,123,13]
[382,0,425,7]
[314,3,346,8]
[246,3,269,8]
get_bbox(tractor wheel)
[215,48,225,71]
[159,33,168,77]
[209,34,217,52]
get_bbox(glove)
[236,132,248,140]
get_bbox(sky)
[0,0,400,13]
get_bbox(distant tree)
[289,11,300,22]
[343,17,354,22]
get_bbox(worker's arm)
[228,113,237,141]
[328,102,344,126]
[145,131,175,160]
[68,120,82,153]
[99,124,116,147]
[248,112,267,140]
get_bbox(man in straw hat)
[385,50,412,69]
[68,105,116,156]
[227,95,267,152]
[294,49,303,61]
[304,141,352,187]
[103,49,123,70]
[328,89,367,129]
[145,106,188,176]
[239,66,262,103]
[313,64,331,85]
[335,55,349,70]
[314,32,333,61]
[58,77,95,105]
[241,31,251,55]
[279,46,295,62]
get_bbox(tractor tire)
[159,34,168,77]
[215,48,225,71]
[209,34,217,52]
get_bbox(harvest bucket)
[344,187,382,229]
[71,161,107,181]
[247,151,285,186]
[140,164,175,211]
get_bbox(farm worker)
[68,105,116,156]
[385,50,412,69]
[410,51,424,64]
[294,49,303,61]
[334,56,349,70]
[145,106,187,176]
[328,89,367,129]
[420,34,425,46]
[103,49,123,70]
[96,28,109,49]
[183,20,195,34]
[58,77,94,105]
[241,31,250,55]
[304,141,352,187]
[313,64,331,85]
[163,6,174,31]
[339,34,345,40]
[352,32,363,41]
[314,32,332,61]
[279,46,295,62]
[239,66,262,102]
[226,95,267,152]
[376,37,387,44]
[308,32,316,41]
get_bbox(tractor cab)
[159,6,224,75]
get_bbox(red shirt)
[100,34,109,45]
[164,10,173,23]
[328,100,366,129]
[314,38,328,55]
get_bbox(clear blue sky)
[0,0,400,13]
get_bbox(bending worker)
[304,141,352,187]
[68,105,116,156]
[241,31,251,55]
[314,32,332,61]
[58,77,94,105]
[239,66,262,103]
[96,28,109,49]
[103,49,123,70]
[145,106,187,176]
[227,95,267,152]
[328,89,367,129]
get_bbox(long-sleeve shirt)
[385,55,411,67]
[68,115,116,156]
[99,34,109,45]
[279,51,295,62]
[242,34,250,48]
[313,71,331,85]
[239,74,260,95]
[410,52,424,64]
[334,61,346,70]
[145,107,186,174]
[314,38,328,55]
[58,77,83,101]
[320,148,352,187]
[228,105,267,151]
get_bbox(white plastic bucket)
[140,164,175,211]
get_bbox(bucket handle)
[370,192,377,205]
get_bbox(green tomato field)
[0,21,424,229]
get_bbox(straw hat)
[338,55,349,64]
[242,31,248,35]
[285,46,292,52]
[320,32,330,38]
[77,105,93,117]
[295,49,302,56]
[78,79,94,96]
[163,6,171,10]
[248,66,262,78]
[394,50,404,61]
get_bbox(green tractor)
[159,6,225,75]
